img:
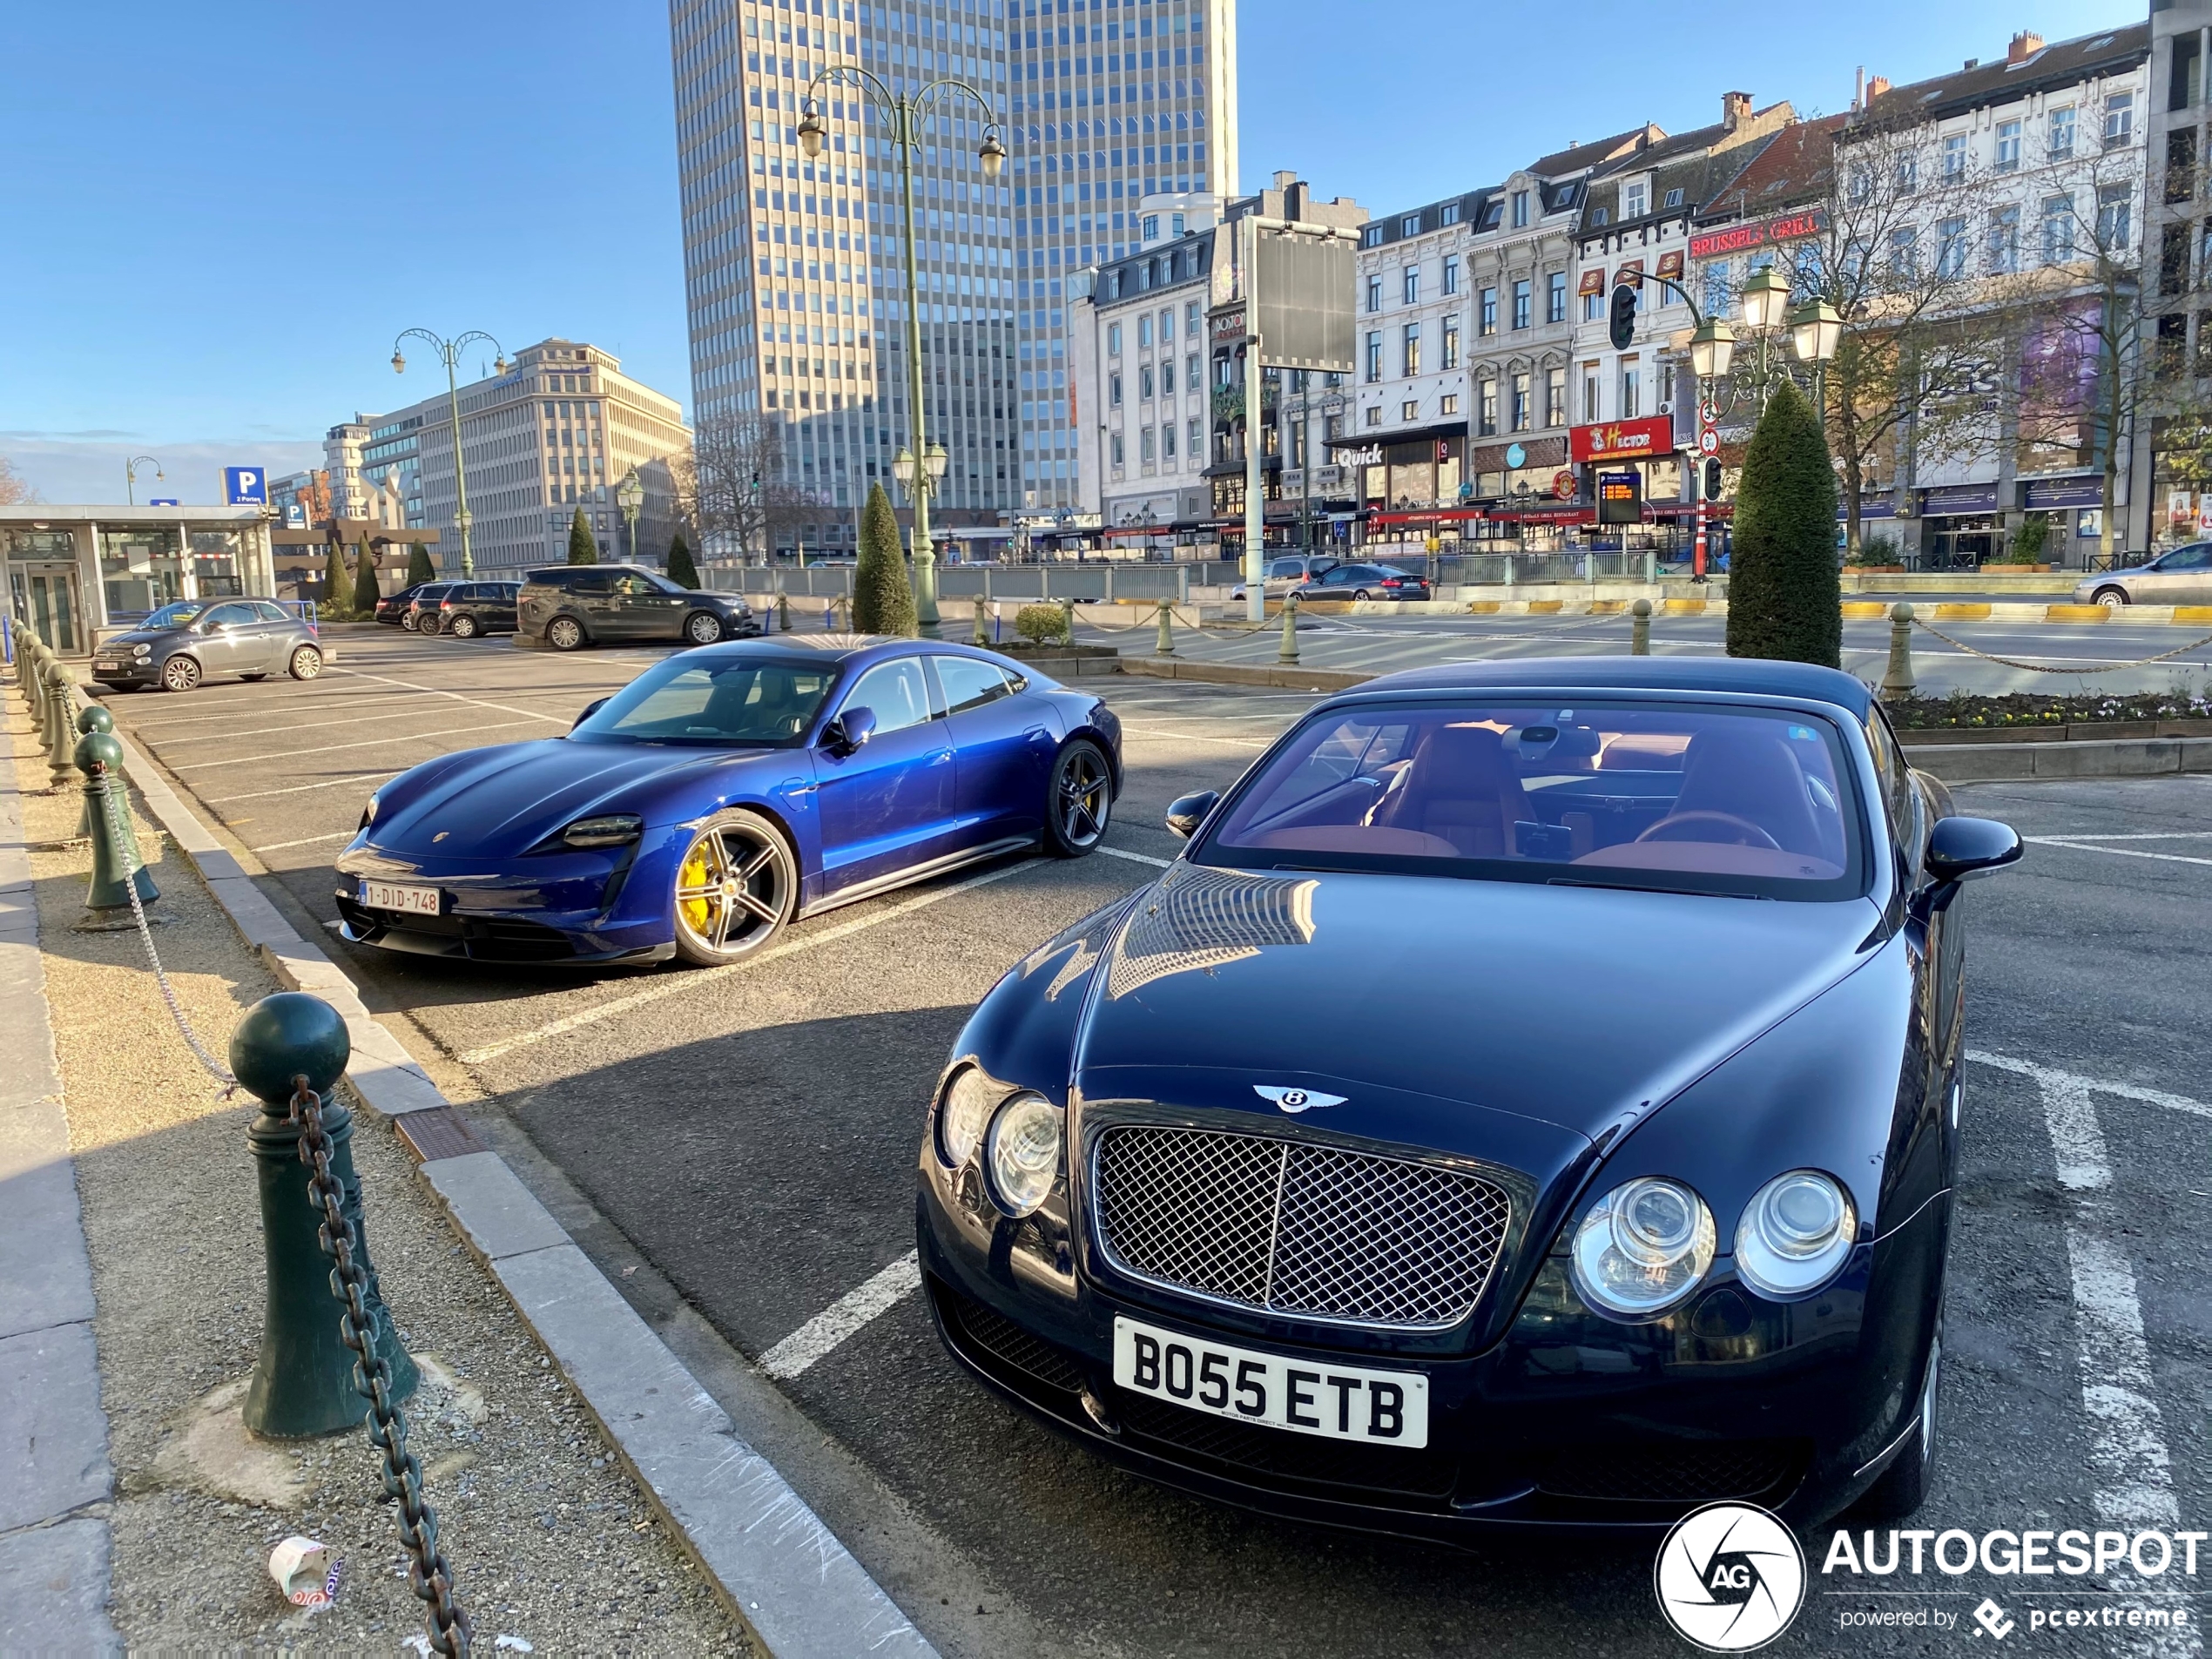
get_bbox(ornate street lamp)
[616,467,645,563]
[1789,300,1844,366]
[1688,317,1737,382]
[1737,266,1793,333]
[393,330,509,577]
[125,455,164,506]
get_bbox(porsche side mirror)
[826,706,877,755]
[1165,789,1219,839]
[570,697,608,732]
[1925,815,2022,885]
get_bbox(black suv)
[516,564,758,651]
[433,581,522,638]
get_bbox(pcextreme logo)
[1655,1502,1807,1651]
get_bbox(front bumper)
[917,1150,1939,1541]
[90,656,159,685]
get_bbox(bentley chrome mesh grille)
[1093,1125,1512,1328]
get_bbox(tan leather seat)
[1378,725,1533,857]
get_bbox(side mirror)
[1164,789,1219,840]
[826,705,877,755]
[570,696,608,732]
[1925,815,2022,886]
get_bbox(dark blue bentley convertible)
[334,636,1120,966]
[919,656,2020,1540]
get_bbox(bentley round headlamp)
[1570,1177,1716,1318]
[984,1093,1062,1216]
[1735,1170,1857,1298]
[936,1066,996,1169]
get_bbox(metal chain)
[1910,617,2212,675]
[287,1077,471,1656]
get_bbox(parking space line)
[1097,846,1172,869]
[109,691,440,732]
[759,1252,923,1380]
[456,857,1049,1067]
[145,706,493,746]
[257,830,358,853]
[167,719,543,773]
[204,771,395,805]
[325,665,583,725]
[2025,839,2212,870]
[1116,724,1270,749]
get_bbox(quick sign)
[1689,208,1829,263]
[225,466,266,506]
[1570,416,1676,463]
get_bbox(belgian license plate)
[360,880,441,916]
[1111,1316,1428,1447]
[94,660,121,671]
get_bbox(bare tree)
[0,455,37,505]
[678,411,810,562]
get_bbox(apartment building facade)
[2144,0,2212,549]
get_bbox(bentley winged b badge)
[1253,1084,1347,1115]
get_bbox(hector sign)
[1571,416,1676,463]
[1689,208,1829,262]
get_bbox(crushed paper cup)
[267,1535,341,1608]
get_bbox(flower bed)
[1886,689,2212,730]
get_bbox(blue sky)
[2,0,2141,502]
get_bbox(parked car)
[375,584,435,627]
[1229,555,1341,603]
[91,599,323,692]
[401,583,460,631]
[516,564,759,651]
[435,581,522,638]
[2073,544,2212,607]
[917,654,2021,1538]
[1293,562,1433,601]
[334,637,1119,965]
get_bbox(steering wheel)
[1635,811,1781,849]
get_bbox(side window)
[614,574,655,597]
[252,601,291,622]
[568,570,614,595]
[1864,707,1916,843]
[204,602,256,628]
[842,658,932,734]
[935,656,1013,714]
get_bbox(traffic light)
[1703,457,1724,500]
[1608,281,1638,351]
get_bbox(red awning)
[1485,506,1595,525]
[1367,506,1487,527]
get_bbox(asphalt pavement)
[85,625,2212,1657]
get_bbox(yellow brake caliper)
[678,842,712,934]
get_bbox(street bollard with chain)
[1061,597,1076,648]
[231,995,463,1655]
[1882,603,1917,699]
[46,664,84,787]
[972,593,990,648]
[19,631,49,717]
[1155,597,1176,658]
[1630,598,1652,657]
[1278,593,1300,664]
[776,590,791,633]
[30,645,57,749]
[75,705,119,840]
[74,732,158,916]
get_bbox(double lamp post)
[392,328,509,578]
[799,64,1004,633]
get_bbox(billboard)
[1254,228,1355,374]
[225,466,267,506]
[1571,416,1676,463]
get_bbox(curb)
[1186,597,2212,625]
[105,728,934,1659]
[1119,657,1373,692]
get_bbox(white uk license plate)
[360,880,442,917]
[1111,1316,1429,1448]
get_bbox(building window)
[1163,422,1177,460]
[1479,287,1497,335]
[1140,426,1156,462]
[1895,151,1919,195]
[1942,133,1967,182]
[1583,289,1604,322]
[1365,331,1382,382]
[2097,185,2132,252]
[1110,432,1125,465]
[1161,359,1177,396]
[1619,358,1641,419]
[1440,393,1460,415]
[1547,272,1568,324]
[1624,181,1647,219]
[1987,206,2020,273]
[1190,418,1203,451]
[1402,214,1421,237]
[1478,379,1499,436]
[1404,266,1420,306]
[2105,91,2134,148]
[1703,260,1730,316]
[1441,318,1460,370]
[2042,194,2077,265]
[1365,226,1383,247]
[1365,406,1381,426]
[1110,371,1123,407]
[1400,399,1420,422]
[1589,206,1609,226]
[1187,300,1201,333]
[1188,352,1201,389]
[1402,322,1421,376]
[1512,280,1532,330]
[1511,189,1530,228]
[1442,254,1460,295]
[1995,118,2022,173]
[1511,371,1532,432]
[1936,215,1968,279]
[1108,322,1122,355]
[1366,274,1383,313]
[1161,307,1177,341]
[1143,213,1160,239]
[1546,367,1567,428]
[1663,187,1684,209]
[1140,363,1155,400]
[1441,201,1461,226]
[2047,105,2077,161]
[1888,226,1919,282]
[1138,314,1152,348]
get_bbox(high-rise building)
[668,0,1238,546]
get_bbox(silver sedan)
[2074,543,2212,607]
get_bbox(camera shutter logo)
[1653,1502,1805,1651]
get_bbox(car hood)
[366,738,787,858]
[1070,865,1882,1153]
[104,627,187,648]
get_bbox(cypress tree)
[567,507,598,564]
[667,530,700,590]
[851,481,917,636]
[1725,379,1842,669]
[320,542,350,616]
[352,543,384,616]
[406,543,435,587]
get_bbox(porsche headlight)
[1735,1171,1857,1298]
[561,813,643,847]
[936,1066,996,1169]
[359,792,380,831]
[1570,1177,1716,1319]
[985,1093,1062,1216]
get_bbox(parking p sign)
[225,466,267,506]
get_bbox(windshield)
[570,655,835,747]
[1196,698,1866,900]
[142,602,205,630]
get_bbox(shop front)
[1915,483,2000,570]
[2,505,276,653]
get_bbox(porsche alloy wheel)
[1045,739,1111,857]
[671,809,796,965]
[547,616,587,651]
[162,655,202,693]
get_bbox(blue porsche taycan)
[334,636,1122,966]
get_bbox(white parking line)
[166,718,542,773]
[325,665,582,726]
[146,705,502,746]
[112,691,444,732]
[2026,839,2212,870]
[204,770,395,806]
[1116,724,1271,749]
[258,830,358,853]
[1097,846,1173,869]
[759,1252,922,1380]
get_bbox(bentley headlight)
[1735,1171,1856,1298]
[936,1066,996,1169]
[1570,1177,1716,1319]
[985,1093,1062,1216]
[561,813,643,847]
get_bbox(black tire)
[1352,589,1373,602]
[685,610,726,646]
[449,612,480,639]
[2093,587,2129,609]
[546,615,588,651]
[240,672,268,682]
[1856,1321,1939,1521]
[671,808,797,966]
[161,655,202,693]
[1044,738,1112,857]
[401,611,421,631]
[287,644,322,681]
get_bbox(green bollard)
[74,705,119,841]
[1882,603,1918,699]
[1061,597,1076,647]
[1278,592,1300,664]
[236,993,418,1439]
[1155,597,1177,658]
[26,640,54,743]
[46,664,83,787]
[972,593,990,647]
[75,732,158,910]
[20,634,50,716]
[776,590,791,633]
[1630,597,1652,656]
